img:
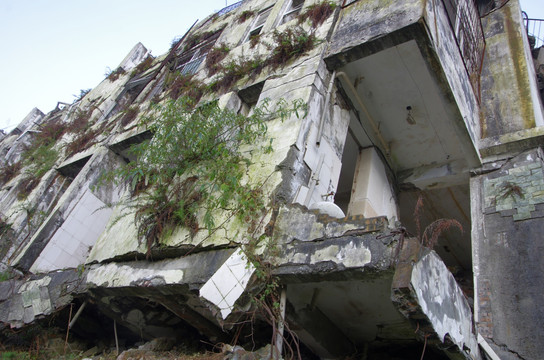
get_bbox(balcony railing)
[442,0,486,102]
[523,13,544,49]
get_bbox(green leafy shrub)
[101,97,305,257]
[16,119,67,196]
[22,144,58,179]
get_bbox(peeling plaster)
[411,251,479,356]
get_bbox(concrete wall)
[480,0,544,138]
[471,148,544,359]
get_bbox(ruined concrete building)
[1,0,543,359]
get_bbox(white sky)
[0,0,543,133]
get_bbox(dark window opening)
[109,130,153,163]
[238,81,265,113]
[57,155,92,179]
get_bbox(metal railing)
[442,0,486,102]
[523,12,544,49]
[217,1,245,16]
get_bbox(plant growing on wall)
[268,28,317,70]
[17,119,67,198]
[297,0,336,27]
[413,195,463,250]
[65,108,102,156]
[105,67,126,82]
[120,106,140,127]
[0,161,21,186]
[205,44,231,76]
[130,56,155,78]
[202,27,316,95]
[165,72,207,102]
[102,96,305,258]
[237,10,255,24]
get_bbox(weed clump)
[237,10,255,23]
[106,67,126,82]
[120,106,140,127]
[0,217,11,237]
[15,119,67,197]
[65,109,98,156]
[66,128,98,157]
[131,56,155,77]
[297,0,336,27]
[185,30,219,51]
[0,161,21,185]
[73,88,91,103]
[210,57,265,93]
[166,72,206,103]
[205,44,230,76]
[413,195,463,249]
[17,176,41,199]
[22,144,58,179]
[268,28,317,69]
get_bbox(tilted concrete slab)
[392,237,481,360]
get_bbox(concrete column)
[347,147,397,220]
[470,148,544,360]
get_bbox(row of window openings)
[246,0,304,42]
[175,0,305,75]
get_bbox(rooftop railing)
[523,12,544,49]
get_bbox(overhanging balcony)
[325,0,484,285]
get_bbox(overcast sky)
[0,0,542,133]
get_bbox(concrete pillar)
[471,148,544,359]
[347,147,397,220]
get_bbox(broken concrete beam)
[392,238,480,360]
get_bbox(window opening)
[244,6,273,43]
[175,31,221,75]
[280,0,304,25]
[238,81,265,114]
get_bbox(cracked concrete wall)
[471,148,544,360]
[12,147,124,272]
[0,269,83,328]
